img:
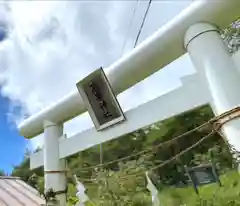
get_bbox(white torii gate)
[18,1,240,205]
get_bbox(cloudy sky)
[0,1,196,172]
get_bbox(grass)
[67,170,240,205]
[159,170,240,205]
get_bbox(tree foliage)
[222,18,240,54]
[0,170,6,176]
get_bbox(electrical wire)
[120,0,139,57]
[133,0,152,48]
[98,0,139,167]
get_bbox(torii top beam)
[19,0,240,139]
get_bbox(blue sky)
[0,0,238,176]
[0,94,27,174]
[0,1,193,173]
[0,14,27,174]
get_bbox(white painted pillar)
[44,120,67,205]
[184,23,240,159]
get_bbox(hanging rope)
[73,130,214,182]
[78,121,209,171]
[120,130,216,180]
[43,187,68,205]
[71,106,240,182]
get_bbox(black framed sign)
[189,165,217,186]
[76,67,125,131]
[185,163,221,195]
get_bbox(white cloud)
[0,1,195,149]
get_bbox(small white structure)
[18,1,240,206]
[74,175,89,205]
[146,172,160,206]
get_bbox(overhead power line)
[133,0,152,48]
[120,0,139,57]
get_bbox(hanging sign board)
[76,67,125,131]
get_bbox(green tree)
[0,169,6,176]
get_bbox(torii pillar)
[184,23,240,169]
[44,120,67,205]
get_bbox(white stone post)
[184,22,240,166]
[44,120,67,205]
